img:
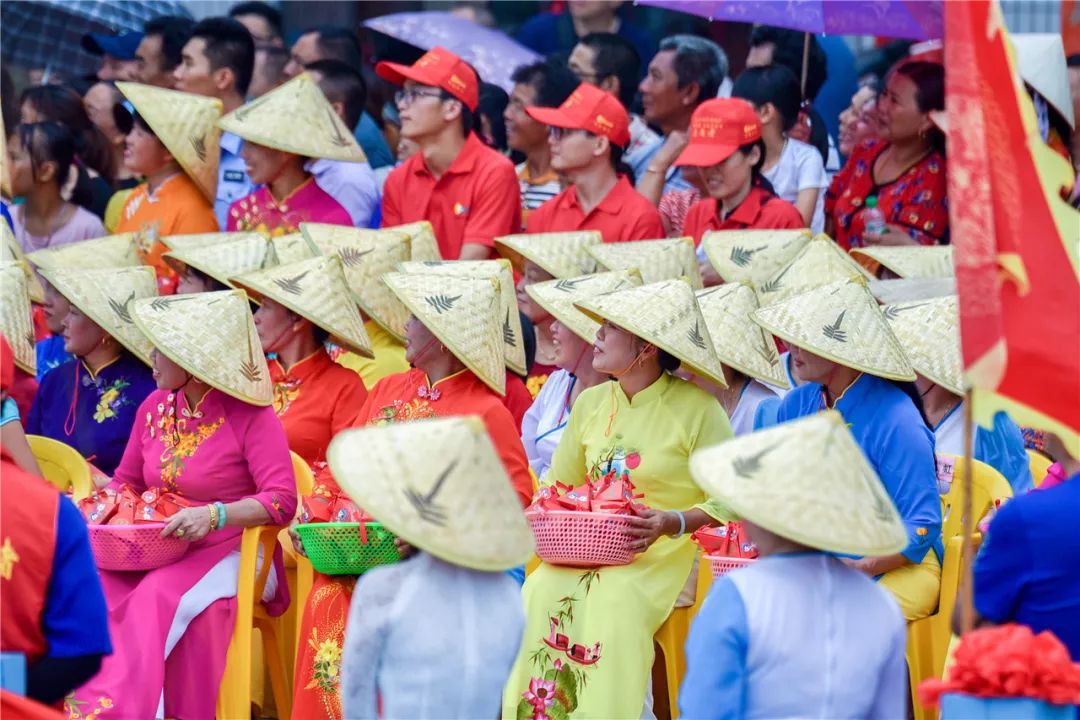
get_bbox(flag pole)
[959,388,976,634]
[800,31,810,99]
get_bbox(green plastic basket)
[294,522,400,576]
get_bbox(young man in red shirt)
[524,82,663,241]
[376,47,521,260]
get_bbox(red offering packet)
[692,522,758,559]
[77,485,192,525]
[529,471,644,515]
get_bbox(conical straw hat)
[232,254,374,358]
[525,270,642,344]
[116,82,222,201]
[576,279,728,387]
[1012,33,1074,129]
[162,234,270,288]
[695,283,787,388]
[300,223,411,341]
[701,228,812,285]
[0,262,36,374]
[26,233,141,271]
[883,295,964,395]
[397,259,526,375]
[850,245,954,279]
[328,416,534,571]
[268,232,316,265]
[689,410,908,556]
[588,236,702,288]
[218,72,364,162]
[39,267,158,366]
[756,236,868,306]
[162,231,265,253]
[869,277,957,305]
[382,221,442,262]
[382,272,505,395]
[495,231,601,278]
[131,290,272,406]
[752,277,916,381]
[2,223,44,304]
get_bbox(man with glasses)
[376,47,521,260]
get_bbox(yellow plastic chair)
[907,534,982,720]
[937,454,1013,541]
[654,551,713,719]
[1027,449,1052,488]
[26,435,92,501]
[290,453,316,657]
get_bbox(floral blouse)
[826,139,949,250]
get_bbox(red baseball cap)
[376,46,479,111]
[525,83,631,148]
[674,98,763,167]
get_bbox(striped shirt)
[516,162,561,224]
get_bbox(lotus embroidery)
[687,320,707,350]
[424,294,461,314]
[404,457,458,525]
[822,311,848,342]
[109,291,136,323]
[273,271,309,295]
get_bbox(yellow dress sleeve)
[545,383,594,487]
[690,392,738,522]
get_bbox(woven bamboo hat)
[232,254,374,358]
[0,262,36,374]
[299,223,411,340]
[161,231,264,253]
[116,82,222,201]
[696,283,787,388]
[268,232,316,265]
[383,272,505,395]
[39,266,158,366]
[494,231,601,278]
[397,259,526,375]
[328,416,534,571]
[1,223,44,304]
[756,236,868,306]
[883,295,964,395]
[576,279,728,387]
[689,410,907,556]
[162,234,271,289]
[131,290,272,406]
[381,221,442,262]
[218,73,365,162]
[526,270,642,344]
[588,236,702,288]
[752,276,916,381]
[701,228,812,285]
[869,277,957,305]
[26,233,141,271]
[850,245,955,279]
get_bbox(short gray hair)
[658,34,729,104]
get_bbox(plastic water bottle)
[862,196,886,237]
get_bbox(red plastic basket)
[526,510,637,567]
[89,523,189,571]
[705,553,756,578]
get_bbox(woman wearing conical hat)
[681,412,909,718]
[502,279,735,719]
[112,83,222,293]
[684,282,787,435]
[754,276,943,621]
[291,272,533,719]
[163,232,270,294]
[219,73,359,236]
[332,417,533,718]
[0,263,41,421]
[521,270,639,480]
[495,230,601,395]
[26,266,158,477]
[884,295,1032,494]
[69,290,297,719]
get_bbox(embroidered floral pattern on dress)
[65,693,113,718]
[92,378,132,423]
[370,397,438,426]
[297,577,357,719]
[272,375,302,415]
[147,394,225,493]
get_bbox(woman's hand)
[393,536,417,560]
[654,129,689,168]
[161,505,214,542]
[863,223,918,246]
[624,508,678,555]
[288,523,307,558]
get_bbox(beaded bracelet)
[214,502,227,531]
[207,503,219,530]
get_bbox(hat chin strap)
[607,345,648,380]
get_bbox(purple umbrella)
[364,11,541,93]
[636,0,943,40]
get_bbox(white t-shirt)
[762,138,829,235]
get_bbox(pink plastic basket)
[89,523,189,571]
[526,510,637,567]
[705,553,756,578]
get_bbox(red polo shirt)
[381,133,521,259]
[683,186,805,245]
[526,175,664,241]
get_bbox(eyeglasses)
[548,126,591,141]
[394,88,444,107]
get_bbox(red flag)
[945,0,1080,454]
